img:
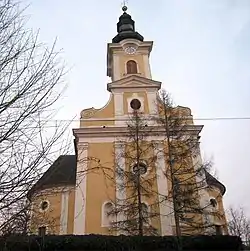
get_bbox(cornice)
[73,124,203,139]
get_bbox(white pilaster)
[143,54,152,79]
[114,93,124,115]
[115,141,126,234]
[147,91,158,115]
[73,143,88,234]
[155,142,173,235]
[113,54,120,81]
[60,189,69,234]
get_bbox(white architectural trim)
[78,136,167,144]
[147,91,158,115]
[114,92,124,116]
[73,143,88,234]
[101,201,115,227]
[154,143,173,235]
[60,190,69,234]
[115,141,126,235]
[74,125,203,141]
[113,55,120,81]
[143,54,152,79]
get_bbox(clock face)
[125,46,136,55]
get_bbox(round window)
[132,163,147,175]
[130,99,141,110]
[40,201,49,211]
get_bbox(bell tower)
[107,6,153,81]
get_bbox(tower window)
[126,60,137,74]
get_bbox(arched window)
[102,201,114,227]
[126,60,137,74]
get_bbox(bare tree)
[227,206,250,247]
[0,0,70,233]
[0,200,30,235]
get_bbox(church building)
[28,6,228,236]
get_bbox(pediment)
[107,75,161,92]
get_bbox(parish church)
[28,5,228,236]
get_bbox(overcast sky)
[23,0,250,216]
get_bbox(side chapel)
[28,6,228,236]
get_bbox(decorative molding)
[80,108,97,119]
[73,125,203,140]
[78,136,166,144]
[80,94,113,119]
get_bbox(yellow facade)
[28,7,227,237]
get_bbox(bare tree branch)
[0,0,71,233]
[227,206,250,246]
